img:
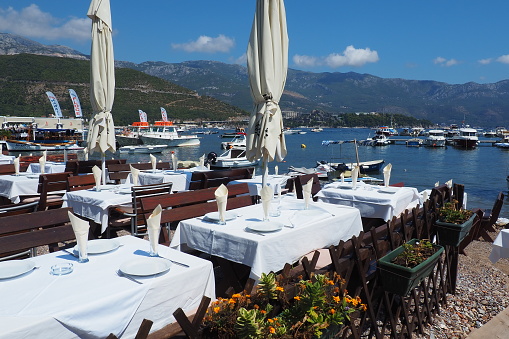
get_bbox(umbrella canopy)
[86,0,116,156]
[246,0,288,165]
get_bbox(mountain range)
[1,32,509,127]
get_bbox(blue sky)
[1,0,509,85]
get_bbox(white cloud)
[293,45,379,69]
[478,58,492,65]
[232,53,247,65]
[172,35,234,53]
[496,55,509,64]
[434,56,459,67]
[0,5,89,42]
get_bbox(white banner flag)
[138,109,148,122]
[68,89,83,118]
[46,91,63,118]
[160,107,168,122]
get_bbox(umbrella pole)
[261,157,268,188]
[101,153,106,185]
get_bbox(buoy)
[301,144,306,148]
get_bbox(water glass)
[269,199,281,217]
[78,246,89,263]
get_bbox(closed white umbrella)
[246,0,288,188]
[87,0,116,185]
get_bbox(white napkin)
[260,185,273,220]
[302,178,313,209]
[171,153,178,171]
[67,211,89,259]
[147,204,162,255]
[92,165,102,191]
[383,163,392,187]
[149,154,157,172]
[274,165,279,176]
[214,184,228,223]
[130,164,140,186]
[39,150,47,174]
[13,155,20,175]
[435,181,440,187]
[445,179,453,189]
[351,166,359,189]
[422,190,429,202]
[340,172,344,183]
[83,148,89,161]
[199,154,205,168]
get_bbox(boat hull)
[5,140,83,151]
[344,160,385,173]
[424,139,446,147]
[140,135,200,147]
[118,145,168,154]
[452,138,478,149]
[210,158,259,169]
[116,135,142,146]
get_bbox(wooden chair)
[107,162,172,184]
[67,174,96,191]
[107,182,174,238]
[0,163,15,175]
[0,207,76,260]
[76,159,126,174]
[64,160,79,175]
[473,192,504,242]
[21,172,73,211]
[106,318,153,339]
[188,168,254,190]
[0,200,39,217]
[293,173,321,199]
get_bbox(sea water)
[81,127,509,219]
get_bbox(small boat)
[374,126,398,136]
[5,139,83,151]
[345,159,385,173]
[139,121,200,147]
[484,130,497,138]
[372,134,390,146]
[118,145,168,154]
[452,128,479,149]
[221,134,246,150]
[116,122,146,146]
[205,148,259,168]
[424,129,447,147]
[310,127,323,132]
[220,127,246,138]
[406,138,423,147]
[283,129,302,135]
[494,135,509,148]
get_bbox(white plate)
[73,239,120,255]
[378,187,400,194]
[204,211,237,222]
[246,221,283,233]
[0,260,35,279]
[119,257,171,277]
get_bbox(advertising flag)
[68,89,83,118]
[138,109,148,122]
[46,91,63,118]
[160,107,168,122]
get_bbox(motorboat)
[310,127,323,132]
[116,122,146,146]
[221,133,246,150]
[424,129,447,147]
[374,126,398,136]
[139,121,200,147]
[205,148,259,168]
[494,134,509,148]
[372,134,391,146]
[283,128,302,135]
[220,127,245,138]
[452,128,479,149]
[484,130,497,138]
[5,127,84,151]
[344,159,385,173]
[118,144,168,154]
[405,138,423,147]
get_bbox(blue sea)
[81,128,509,219]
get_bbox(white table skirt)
[315,182,421,221]
[170,195,363,280]
[0,174,40,203]
[62,186,133,233]
[229,174,289,196]
[0,236,215,339]
[0,155,14,164]
[26,162,66,174]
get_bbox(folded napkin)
[83,147,89,161]
[39,150,47,174]
[435,181,440,187]
[215,184,228,223]
[260,185,273,220]
[302,177,314,209]
[171,153,178,171]
[340,172,345,183]
[274,165,279,176]
[351,166,359,189]
[422,190,429,202]
[383,163,392,187]
[150,154,157,172]
[199,154,205,168]
[92,165,102,191]
[445,179,453,189]
[130,164,140,186]
[147,204,162,256]
[67,211,90,261]
[13,155,20,175]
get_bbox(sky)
[1,0,509,85]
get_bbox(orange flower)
[260,310,267,314]
[327,280,334,285]
[228,298,236,304]
[294,296,301,301]
[269,326,276,334]
[253,304,260,309]
[329,309,336,314]
[362,304,367,311]
[332,296,340,303]
[213,307,221,313]
[268,318,274,323]
[231,293,241,298]
[276,286,284,292]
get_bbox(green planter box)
[378,239,444,296]
[435,213,476,247]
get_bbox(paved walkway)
[467,306,509,338]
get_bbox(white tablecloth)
[0,155,15,164]
[0,173,40,203]
[126,169,209,192]
[26,162,66,174]
[0,236,215,339]
[170,195,363,280]
[229,174,290,196]
[315,182,421,221]
[489,229,509,263]
[63,185,133,233]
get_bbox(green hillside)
[0,54,248,125]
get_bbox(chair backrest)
[0,200,39,217]
[64,160,79,175]
[130,182,174,232]
[0,163,15,175]
[189,168,254,190]
[294,173,321,199]
[37,172,73,211]
[67,174,96,191]
[77,159,126,174]
[0,207,75,258]
[489,192,505,225]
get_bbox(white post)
[101,153,106,185]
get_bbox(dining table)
[315,181,421,221]
[229,174,290,196]
[0,172,40,203]
[126,168,210,192]
[0,154,15,165]
[0,235,215,339]
[62,184,134,234]
[170,194,363,280]
[26,162,66,174]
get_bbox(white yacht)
[452,128,479,149]
[424,129,447,147]
[140,122,200,147]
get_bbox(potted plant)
[378,239,444,296]
[200,272,366,338]
[434,201,476,246]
